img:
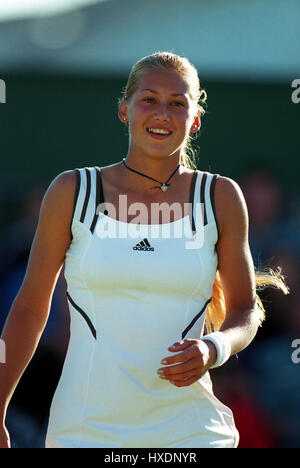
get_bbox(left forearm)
[218,306,260,355]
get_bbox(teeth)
[148,128,170,135]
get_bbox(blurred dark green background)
[0,73,298,227]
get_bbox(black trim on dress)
[66,292,97,340]
[181,297,212,340]
[210,174,220,242]
[70,169,80,240]
[80,168,91,223]
[90,167,102,234]
[189,171,198,233]
[200,172,208,226]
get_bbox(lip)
[146,126,173,139]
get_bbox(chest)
[67,217,218,303]
[100,172,194,224]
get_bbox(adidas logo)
[133,238,154,251]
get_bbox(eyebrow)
[140,88,187,97]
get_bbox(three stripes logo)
[133,238,154,251]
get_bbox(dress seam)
[77,234,97,448]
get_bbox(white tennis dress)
[45,166,239,448]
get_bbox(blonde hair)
[206,266,289,333]
[121,51,207,170]
[121,51,290,330]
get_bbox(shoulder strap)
[189,171,198,233]
[70,167,99,233]
[192,171,220,241]
[90,167,105,234]
[209,173,220,239]
[69,169,80,238]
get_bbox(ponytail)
[205,267,289,332]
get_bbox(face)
[119,69,201,160]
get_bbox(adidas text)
[133,238,154,251]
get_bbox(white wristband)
[202,331,231,369]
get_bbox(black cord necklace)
[122,158,180,192]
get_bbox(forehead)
[136,69,191,96]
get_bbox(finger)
[160,350,191,366]
[168,339,197,352]
[171,374,201,387]
[161,343,202,366]
[158,356,204,377]
[166,368,201,383]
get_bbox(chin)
[146,144,182,158]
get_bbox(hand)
[157,339,217,387]
[0,424,11,448]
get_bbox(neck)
[124,150,183,183]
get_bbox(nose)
[153,104,170,122]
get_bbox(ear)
[118,99,128,123]
[190,109,201,133]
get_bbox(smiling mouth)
[146,128,172,137]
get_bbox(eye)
[143,97,156,103]
[171,101,185,107]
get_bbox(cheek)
[128,105,149,127]
[175,108,193,126]
[176,115,193,135]
[128,115,147,139]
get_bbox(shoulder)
[214,175,245,203]
[48,169,77,191]
[39,169,78,229]
[100,161,123,179]
[43,169,77,207]
[19,170,79,300]
[213,175,249,239]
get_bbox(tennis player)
[0,52,288,448]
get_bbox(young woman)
[0,52,288,448]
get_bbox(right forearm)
[0,299,49,422]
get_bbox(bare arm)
[215,176,258,353]
[157,176,258,386]
[0,170,76,427]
